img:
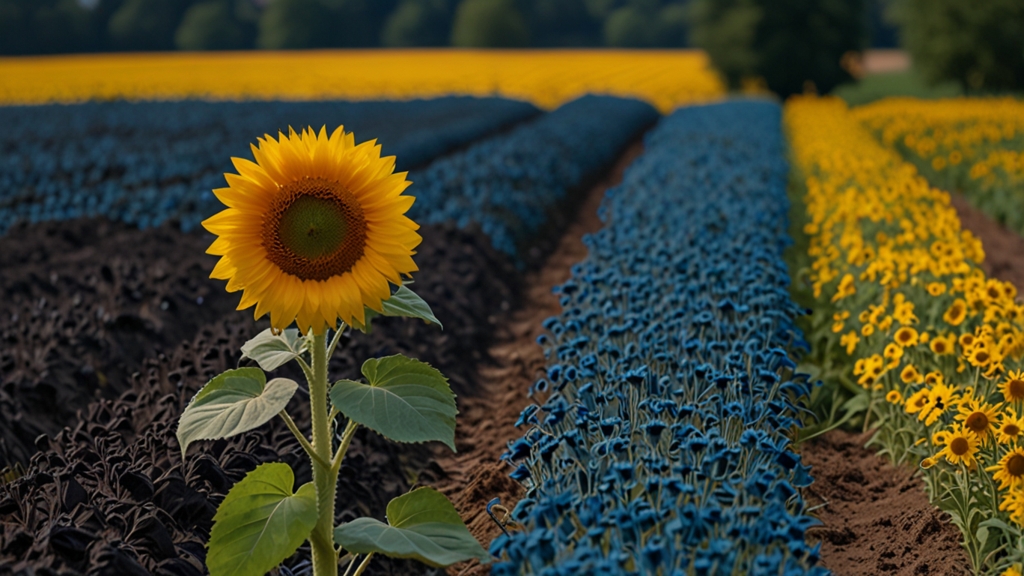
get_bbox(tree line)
[0,0,1020,96]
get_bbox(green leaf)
[240,328,307,371]
[178,368,297,457]
[207,463,318,576]
[329,355,456,450]
[333,487,489,568]
[350,285,441,333]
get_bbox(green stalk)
[309,332,338,576]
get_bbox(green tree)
[108,0,189,51]
[33,0,97,53]
[257,0,335,48]
[523,0,601,47]
[890,0,1024,92]
[603,5,652,47]
[691,0,866,97]
[380,0,451,47]
[175,0,248,50]
[655,2,688,47]
[450,0,528,47]
[0,0,35,54]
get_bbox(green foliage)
[174,0,248,50]
[602,2,689,48]
[329,354,457,450]
[450,0,528,47]
[207,463,319,576]
[333,487,489,567]
[890,0,1024,92]
[352,284,443,333]
[240,328,308,371]
[177,367,298,457]
[108,0,189,51]
[691,0,867,97]
[603,6,649,47]
[381,0,452,47]
[832,69,962,106]
[256,0,336,49]
[0,0,95,54]
[524,0,601,47]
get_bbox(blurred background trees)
[1,0,1020,96]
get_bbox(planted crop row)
[854,98,1024,235]
[412,95,659,259]
[0,97,654,574]
[490,101,822,575]
[0,97,538,235]
[786,96,1024,575]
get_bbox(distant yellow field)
[0,50,724,112]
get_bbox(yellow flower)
[930,334,954,355]
[861,323,875,337]
[937,424,980,466]
[955,397,997,437]
[1001,565,1022,576]
[989,447,1024,490]
[997,409,1024,445]
[1000,489,1024,527]
[943,298,967,326]
[840,331,860,354]
[926,282,947,296]
[894,326,919,347]
[204,126,421,333]
[886,390,903,404]
[1002,370,1024,402]
[904,388,931,416]
[968,346,993,367]
[923,371,944,386]
[920,383,958,426]
[900,364,921,384]
[832,273,856,302]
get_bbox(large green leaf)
[333,487,489,568]
[207,463,318,576]
[329,355,456,450]
[350,285,442,332]
[240,328,307,371]
[177,368,297,457]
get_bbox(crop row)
[0,51,725,112]
[490,101,823,575]
[854,97,1024,235]
[0,97,538,235]
[0,96,654,574]
[786,96,1024,575]
[413,95,658,259]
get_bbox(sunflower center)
[1007,424,1022,437]
[965,412,989,433]
[950,437,970,456]
[263,177,367,281]
[1010,379,1024,398]
[1009,455,1024,477]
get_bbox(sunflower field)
[1,48,1024,576]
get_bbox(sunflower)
[900,364,921,384]
[938,424,980,466]
[894,327,919,347]
[944,299,967,326]
[997,409,1024,445]
[1002,370,1024,403]
[955,397,997,437]
[885,390,903,404]
[920,383,958,426]
[1001,565,1022,576]
[989,448,1024,490]
[203,126,421,333]
[1001,489,1024,526]
[904,388,931,417]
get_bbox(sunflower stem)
[309,332,339,576]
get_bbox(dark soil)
[435,141,645,576]
[0,221,519,576]
[949,194,1024,289]
[801,430,971,575]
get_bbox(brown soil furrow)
[434,141,646,576]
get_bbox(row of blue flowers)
[411,95,658,259]
[490,100,826,575]
[0,97,537,235]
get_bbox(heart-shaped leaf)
[333,487,489,567]
[240,328,307,371]
[350,285,441,332]
[178,368,297,457]
[329,355,456,450]
[207,463,318,576]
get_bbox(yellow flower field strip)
[786,96,1024,572]
[0,50,724,112]
[853,98,1024,221]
